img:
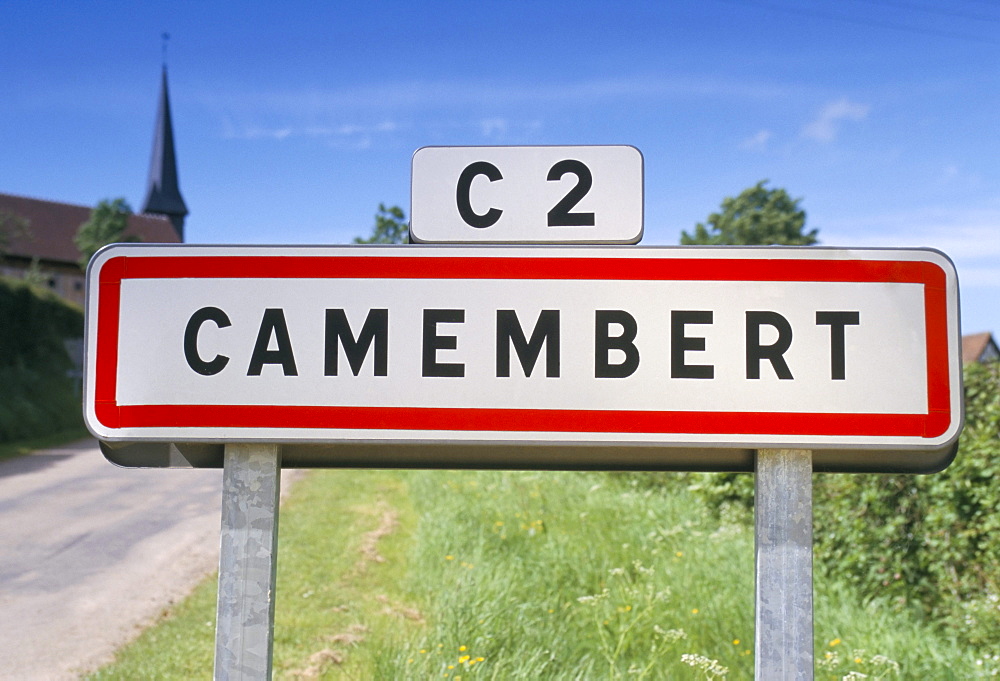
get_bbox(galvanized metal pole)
[754,448,813,680]
[214,443,282,681]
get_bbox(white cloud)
[480,118,508,138]
[801,98,870,142]
[822,206,1000,332]
[200,74,797,117]
[222,119,399,142]
[740,129,772,151]
[958,266,1000,287]
[822,208,1000,294]
[825,212,1000,256]
[205,75,798,147]
[221,119,293,140]
[938,164,983,191]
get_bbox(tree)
[0,210,31,261]
[74,198,140,268]
[353,203,409,244]
[681,181,817,246]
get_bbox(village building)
[962,331,1000,365]
[0,67,187,307]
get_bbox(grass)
[0,426,91,462]
[87,468,420,680]
[88,469,995,680]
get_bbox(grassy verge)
[87,468,420,680]
[0,426,91,462]
[387,471,985,680]
[89,469,993,680]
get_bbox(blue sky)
[2,0,997,334]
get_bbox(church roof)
[0,192,179,266]
[141,67,188,221]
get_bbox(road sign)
[85,244,961,472]
[410,145,643,243]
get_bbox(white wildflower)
[681,653,729,678]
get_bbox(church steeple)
[141,66,188,240]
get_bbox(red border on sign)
[93,254,953,439]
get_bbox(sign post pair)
[84,146,962,679]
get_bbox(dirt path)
[0,439,300,680]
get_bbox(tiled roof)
[962,331,998,364]
[0,192,180,265]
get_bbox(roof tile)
[0,192,180,265]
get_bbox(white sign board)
[84,245,961,471]
[410,145,643,243]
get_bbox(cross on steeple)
[141,65,188,240]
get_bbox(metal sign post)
[214,443,282,680]
[755,449,813,680]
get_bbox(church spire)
[141,65,188,240]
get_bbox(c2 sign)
[409,145,643,244]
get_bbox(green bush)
[687,362,1000,651]
[0,276,84,441]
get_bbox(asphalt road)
[0,439,226,680]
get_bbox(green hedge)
[0,276,84,441]
[686,362,1000,650]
